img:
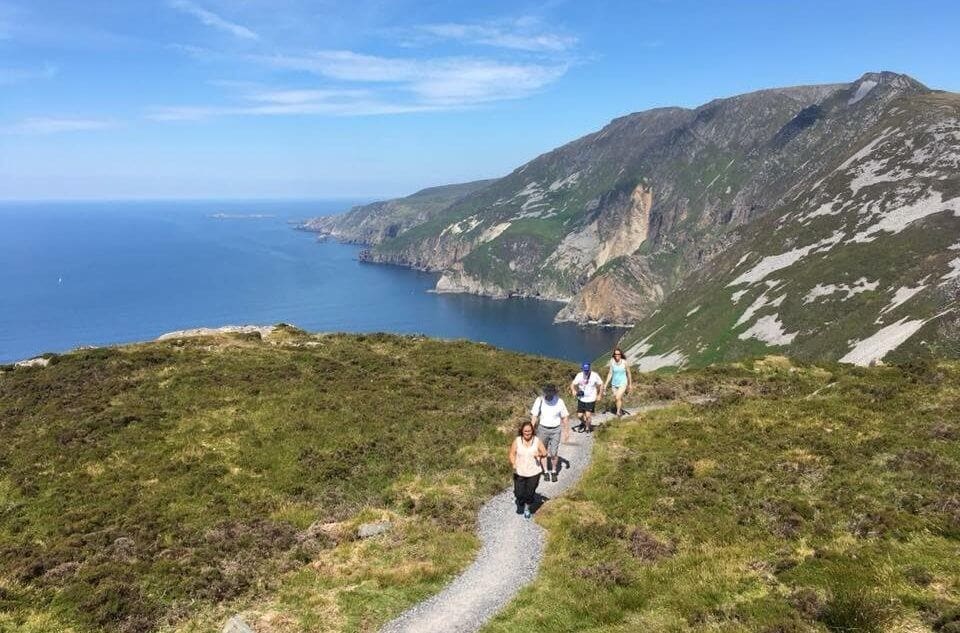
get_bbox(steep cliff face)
[557,72,931,323]
[617,88,960,367]
[554,256,665,324]
[304,73,952,351]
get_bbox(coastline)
[303,225,633,328]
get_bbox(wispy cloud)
[168,0,260,41]
[259,50,568,106]
[147,99,437,121]
[2,117,117,135]
[153,47,569,121]
[147,81,442,120]
[412,18,577,52]
[0,63,58,85]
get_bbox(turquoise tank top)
[610,360,628,387]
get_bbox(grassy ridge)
[4,333,959,632]
[0,330,574,632]
[484,359,960,632]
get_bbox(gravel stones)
[379,412,616,633]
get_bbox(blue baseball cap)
[581,362,591,371]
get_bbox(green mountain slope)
[305,72,955,343]
[300,179,495,245]
[617,89,960,369]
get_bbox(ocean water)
[0,200,624,364]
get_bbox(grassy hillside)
[485,359,960,632]
[4,331,958,633]
[0,329,574,633]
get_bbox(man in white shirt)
[530,384,569,482]
[570,362,604,433]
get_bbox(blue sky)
[2,0,959,200]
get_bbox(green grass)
[483,359,960,632]
[0,330,576,632]
[4,333,958,633]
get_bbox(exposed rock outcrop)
[303,71,955,355]
[554,258,664,324]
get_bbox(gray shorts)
[537,425,562,456]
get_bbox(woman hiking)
[508,421,547,518]
[604,347,632,416]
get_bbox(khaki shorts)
[536,425,562,456]
[612,384,627,398]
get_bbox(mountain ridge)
[302,71,959,365]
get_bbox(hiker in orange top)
[509,421,547,518]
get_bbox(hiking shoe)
[523,506,531,519]
[516,502,524,515]
[550,472,558,482]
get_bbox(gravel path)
[379,410,622,633]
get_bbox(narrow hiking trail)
[380,402,683,633]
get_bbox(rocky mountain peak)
[844,71,928,106]
[856,70,927,90]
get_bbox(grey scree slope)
[379,405,675,633]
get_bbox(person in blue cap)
[570,361,604,432]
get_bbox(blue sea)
[0,199,624,364]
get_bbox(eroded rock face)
[555,258,664,325]
[616,85,960,367]
[305,72,945,334]
[595,184,652,270]
[435,268,510,299]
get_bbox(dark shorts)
[577,399,595,413]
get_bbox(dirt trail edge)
[380,401,689,633]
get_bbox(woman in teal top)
[604,347,632,416]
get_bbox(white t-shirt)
[531,396,569,428]
[572,371,603,403]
